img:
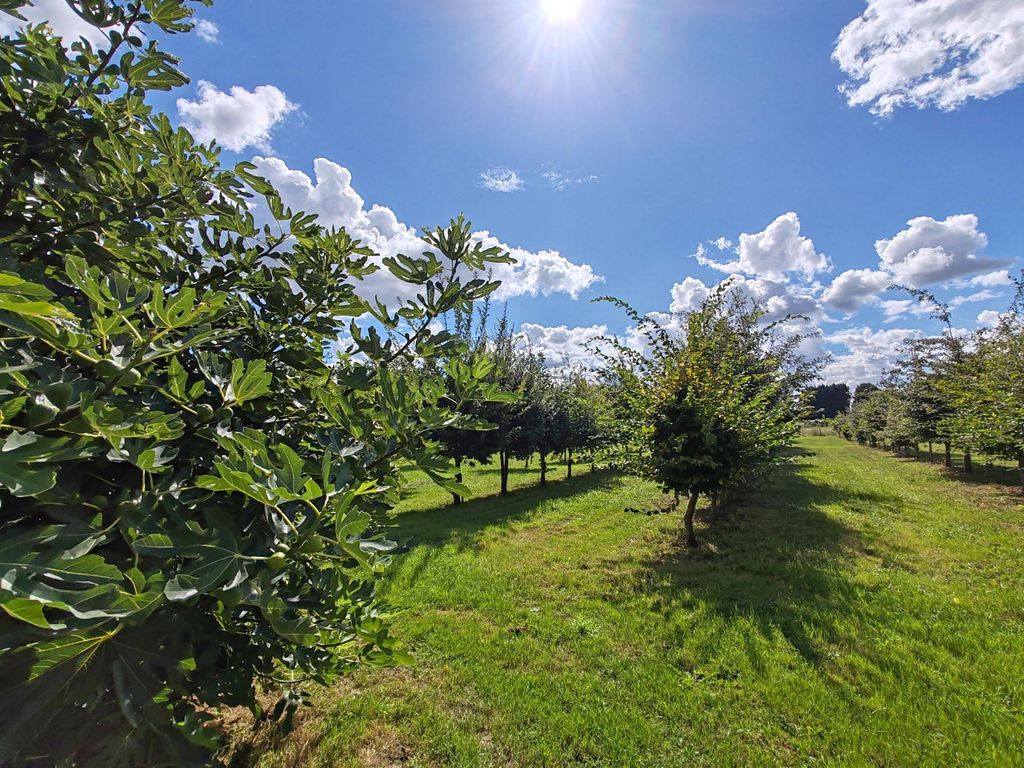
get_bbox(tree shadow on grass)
[625,452,902,668]
[894,448,1022,492]
[392,468,625,550]
[388,469,625,595]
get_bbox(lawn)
[232,436,1024,767]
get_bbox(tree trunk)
[451,457,463,506]
[1019,455,1024,493]
[710,491,719,515]
[540,452,547,487]
[963,449,973,473]
[944,442,952,468]
[567,447,573,479]
[928,441,933,459]
[684,490,699,548]
[500,451,510,496]
[914,444,920,459]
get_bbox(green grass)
[234,437,1024,767]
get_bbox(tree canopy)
[0,2,510,763]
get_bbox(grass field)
[233,436,1024,767]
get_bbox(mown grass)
[232,437,1024,767]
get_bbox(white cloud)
[668,276,712,314]
[878,298,913,321]
[834,0,1024,115]
[473,233,602,300]
[695,212,830,282]
[668,274,819,322]
[479,167,524,192]
[821,326,924,385]
[728,276,822,323]
[0,0,107,45]
[249,156,601,306]
[516,323,608,368]
[194,19,220,44]
[977,309,1003,327]
[543,169,599,191]
[822,268,891,312]
[822,214,1009,316]
[876,214,1006,286]
[949,289,1002,307]
[670,215,829,359]
[177,81,297,153]
[974,309,999,327]
[968,269,1014,287]
[877,298,935,322]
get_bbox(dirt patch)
[357,724,419,768]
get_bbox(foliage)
[554,369,600,476]
[940,280,1024,482]
[834,277,1024,488]
[806,382,850,419]
[240,436,1024,767]
[597,283,820,545]
[0,2,511,764]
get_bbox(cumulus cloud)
[822,213,1008,314]
[834,0,1024,115]
[668,276,713,314]
[516,323,609,368]
[194,19,220,44]
[249,156,601,306]
[977,309,1003,327]
[668,274,819,323]
[177,81,297,153]
[0,0,107,45]
[820,326,924,385]
[875,214,1007,286]
[695,212,830,282]
[472,232,602,300]
[666,215,830,358]
[822,268,891,312]
[479,167,524,193]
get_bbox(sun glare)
[539,0,584,23]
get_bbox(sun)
[539,0,584,23]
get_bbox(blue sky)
[17,0,1024,383]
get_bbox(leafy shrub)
[0,1,509,764]
[597,285,819,545]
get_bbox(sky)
[15,0,1024,384]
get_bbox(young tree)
[433,304,507,505]
[891,339,953,460]
[535,371,568,486]
[847,386,887,446]
[470,316,547,496]
[598,285,819,546]
[0,3,510,763]
[898,287,975,471]
[942,278,1024,489]
[560,370,600,478]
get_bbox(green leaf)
[225,359,272,405]
[0,597,53,628]
[29,628,119,681]
[0,431,89,497]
